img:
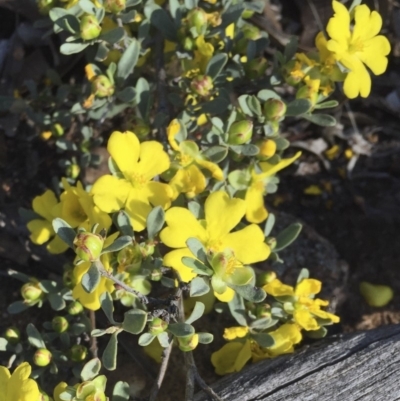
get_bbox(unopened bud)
[80,15,102,41]
[187,8,207,34]
[4,327,20,344]
[21,282,43,303]
[244,57,268,79]
[140,241,155,257]
[104,0,126,13]
[149,318,168,335]
[263,99,287,121]
[91,75,115,98]
[190,75,213,97]
[38,390,51,401]
[296,85,318,107]
[63,268,75,289]
[52,316,69,333]
[68,301,84,315]
[70,344,88,362]
[178,333,199,352]
[38,0,56,14]
[256,139,277,160]
[183,36,195,51]
[33,348,52,367]
[227,120,253,145]
[150,268,163,281]
[265,237,277,250]
[52,123,64,137]
[73,232,104,262]
[66,163,80,179]
[255,304,271,319]
[257,271,277,286]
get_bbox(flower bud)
[63,267,75,289]
[4,327,21,344]
[104,0,126,13]
[150,268,163,281]
[117,245,142,272]
[359,282,394,307]
[91,75,115,98]
[52,316,69,333]
[227,120,253,145]
[263,99,287,121]
[68,301,84,315]
[126,118,150,140]
[256,304,271,319]
[265,237,277,250]
[70,344,88,362]
[241,9,255,19]
[51,123,64,137]
[140,241,155,257]
[21,282,43,303]
[244,57,268,79]
[190,75,213,97]
[178,333,199,352]
[187,8,207,35]
[73,232,104,262]
[183,37,195,51]
[33,348,52,367]
[256,271,277,286]
[296,85,318,107]
[148,318,168,335]
[38,0,56,14]
[65,163,80,180]
[80,15,102,41]
[256,139,277,160]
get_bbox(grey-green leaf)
[102,332,118,371]
[251,333,275,348]
[302,113,337,127]
[185,301,205,324]
[112,381,130,401]
[285,99,312,116]
[275,223,302,252]
[229,284,266,303]
[102,236,132,254]
[52,218,75,248]
[181,257,213,276]
[100,292,116,324]
[206,53,228,79]
[81,263,101,294]
[168,323,194,337]
[116,211,135,237]
[264,213,275,237]
[122,309,147,334]
[146,206,165,239]
[228,292,247,326]
[190,277,210,298]
[60,42,89,55]
[186,238,207,263]
[197,332,213,344]
[138,333,155,346]
[26,323,46,349]
[81,358,102,381]
[117,39,140,80]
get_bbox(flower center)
[348,38,364,54]
[130,172,147,188]
[206,238,223,254]
[179,153,194,167]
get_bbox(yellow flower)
[264,278,340,331]
[194,36,214,73]
[167,120,223,198]
[160,191,270,282]
[53,382,68,401]
[243,152,301,224]
[27,190,68,254]
[325,0,391,98]
[72,233,118,310]
[211,339,252,375]
[59,178,111,232]
[223,326,249,340]
[91,131,173,232]
[0,362,40,401]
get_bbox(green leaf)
[102,332,118,371]
[157,331,170,347]
[48,293,66,311]
[285,99,312,116]
[81,263,101,294]
[247,95,262,116]
[229,284,266,303]
[190,277,210,298]
[257,89,281,102]
[264,213,275,237]
[274,137,290,151]
[81,358,102,381]
[26,323,46,349]
[203,146,228,163]
[185,301,205,324]
[52,218,75,248]
[305,326,328,339]
[302,113,336,127]
[100,27,126,45]
[91,329,109,337]
[250,317,278,330]
[186,238,207,263]
[296,268,310,284]
[238,94,253,117]
[241,144,259,156]
[228,169,251,190]
[145,4,177,41]
[79,0,96,14]
[60,42,89,55]
[100,292,117,324]
[116,211,135,237]
[197,332,213,344]
[102,236,132,254]
[275,223,302,252]
[201,97,230,114]
[147,206,165,240]
[284,36,298,61]
[206,53,228,79]
[7,301,29,314]
[228,293,247,326]
[136,77,150,119]
[112,382,130,401]
[181,257,213,276]
[251,333,275,348]
[117,38,140,80]
[314,100,339,109]
[138,333,155,346]
[168,323,195,337]
[54,15,80,34]
[122,309,147,334]
[116,87,136,103]
[219,3,244,29]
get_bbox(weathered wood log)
[195,324,400,401]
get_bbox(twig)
[306,0,326,38]
[88,310,98,358]
[149,341,173,401]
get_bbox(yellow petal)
[214,286,235,302]
[0,366,10,401]
[259,151,301,177]
[161,207,207,248]
[53,382,68,401]
[169,166,206,198]
[352,4,381,41]
[143,181,173,209]
[221,224,270,265]
[295,279,321,297]
[326,0,350,45]
[223,326,249,340]
[137,141,170,180]
[167,119,181,151]
[294,310,319,331]
[91,175,131,213]
[205,191,246,240]
[46,235,69,254]
[211,341,251,375]
[343,65,371,98]
[9,363,40,401]
[245,185,268,224]
[27,219,53,245]
[125,189,153,232]
[163,248,198,282]
[360,36,390,75]
[32,190,58,221]
[263,279,294,297]
[107,131,140,176]
[196,159,224,180]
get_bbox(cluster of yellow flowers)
[286,0,390,100]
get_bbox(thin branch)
[89,310,98,358]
